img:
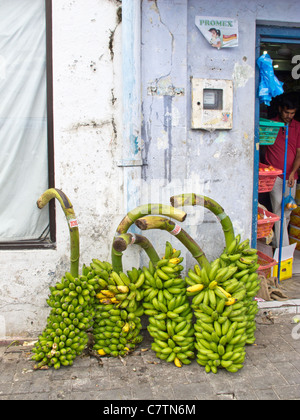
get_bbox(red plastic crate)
[257,207,280,239]
[258,163,282,193]
[257,250,278,278]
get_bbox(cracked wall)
[0,0,124,339]
[141,0,300,263]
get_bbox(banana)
[223,280,240,294]
[187,270,203,284]
[220,253,230,263]
[135,273,145,289]
[169,257,181,265]
[208,280,218,289]
[199,303,214,316]
[216,286,231,299]
[155,276,163,290]
[174,357,182,368]
[208,264,219,281]
[214,286,228,300]
[234,268,250,279]
[242,247,257,256]
[187,284,204,293]
[237,238,250,252]
[225,297,237,306]
[228,253,242,262]
[201,267,210,285]
[194,264,202,276]
[214,321,222,337]
[226,237,239,254]
[110,271,125,286]
[164,241,173,259]
[208,289,217,309]
[239,256,258,266]
[161,265,177,274]
[216,298,226,314]
[156,268,170,281]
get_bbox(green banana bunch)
[95,267,145,311]
[32,271,98,370]
[221,234,261,345]
[92,303,143,357]
[90,261,145,357]
[143,242,195,368]
[188,234,261,374]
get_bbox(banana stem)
[135,216,211,272]
[116,203,186,235]
[37,188,80,278]
[112,233,160,273]
[170,193,235,248]
[112,203,186,273]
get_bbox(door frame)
[252,25,300,248]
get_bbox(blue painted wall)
[140,0,300,262]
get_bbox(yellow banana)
[169,257,181,265]
[117,285,129,294]
[101,290,115,298]
[99,298,113,304]
[96,292,108,299]
[217,286,231,299]
[122,322,130,333]
[187,284,204,293]
[225,297,237,306]
[174,357,182,368]
[111,297,121,304]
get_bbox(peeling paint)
[147,84,185,96]
[232,61,255,89]
[157,130,168,150]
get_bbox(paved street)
[0,310,300,402]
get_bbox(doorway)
[254,25,300,275]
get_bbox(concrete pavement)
[1,306,300,401]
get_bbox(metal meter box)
[191,78,233,130]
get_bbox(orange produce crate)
[257,207,280,239]
[257,250,278,278]
[258,163,282,193]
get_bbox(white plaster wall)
[0,0,125,339]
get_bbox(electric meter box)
[191,78,233,130]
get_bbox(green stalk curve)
[112,233,160,273]
[37,188,80,278]
[170,193,235,249]
[134,216,211,272]
[112,203,186,272]
[115,203,186,235]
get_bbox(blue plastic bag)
[257,53,284,106]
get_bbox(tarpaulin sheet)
[0,0,49,241]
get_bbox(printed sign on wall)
[195,16,238,49]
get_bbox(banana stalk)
[116,203,186,235]
[112,233,160,273]
[36,188,80,278]
[135,216,211,272]
[112,204,186,272]
[170,193,235,249]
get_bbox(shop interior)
[257,40,300,298]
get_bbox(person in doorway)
[263,92,300,248]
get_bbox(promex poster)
[195,16,238,49]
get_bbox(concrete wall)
[0,0,124,339]
[140,0,300,265]
[1,0,299,339]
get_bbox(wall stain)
[163,96,173,184]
